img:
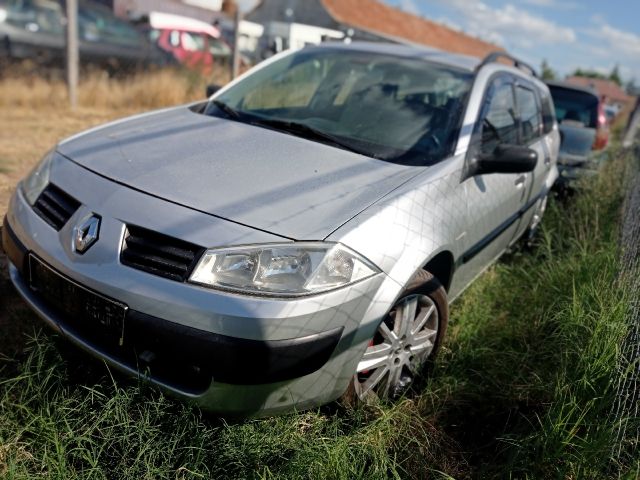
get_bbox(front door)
[453,75,533,291]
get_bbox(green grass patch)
[1,149,638,479]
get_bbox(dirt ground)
[0,105,139,356]
[0,106,139,214]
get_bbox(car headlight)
[189,242,380,296]
[22,150,54,205]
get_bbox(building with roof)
[109,0,224,24]
[246,0,502,58]
[565,76,635,111]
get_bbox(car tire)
[342,269,448,405]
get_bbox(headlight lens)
[189,242,380,296]
[22,150,54,205]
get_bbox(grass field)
[0,74,639,479]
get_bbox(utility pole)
[232,8,242,80]
[66,0,79,109]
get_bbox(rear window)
[548,85,598,129]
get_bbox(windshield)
[549,85,599,129]
[205,48,473,165]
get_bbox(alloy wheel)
[354,294,439,401]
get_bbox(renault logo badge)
[73,215,100,254]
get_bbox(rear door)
[512,81,546,239]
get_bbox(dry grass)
[0,72,637,479]
[0,69,228,358]
[0,69,225,217]
[0,68,222,110]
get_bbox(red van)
[146,12,231,74]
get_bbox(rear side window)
[548,85,598,128]
[480,79,518,155]
[540,90,556,134]
[516,86,542,145]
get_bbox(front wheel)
[345,270,448,403]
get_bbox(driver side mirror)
[475,144,538,175]
[206,84,223,97]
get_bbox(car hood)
[558,124,596,160]
[57,106,420,240]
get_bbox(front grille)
[120,225,204,282]
[33,184,81,230]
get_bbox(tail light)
[593,103,609,151]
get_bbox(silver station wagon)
[3,43,559,416]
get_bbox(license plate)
[28,255,128,339]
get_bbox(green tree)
[571,68,606,80]
[540,59,556,81]
[609,64,622,86]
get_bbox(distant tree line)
[539,59,637,95]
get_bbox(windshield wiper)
[211,100,242,120]
[249,118,367,156]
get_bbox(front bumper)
[4,221,342,390]
[3,165,399,415]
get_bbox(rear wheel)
[523,194,549,248]
[346,270,448,403]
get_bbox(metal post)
[232,8,242,80]
[66,0,79,109]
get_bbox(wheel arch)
[422,250,455,292]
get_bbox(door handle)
[515,174,526,187]
[544,156,551,166]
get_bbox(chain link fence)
[613,107,640,465]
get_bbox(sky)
[384,0,640,84]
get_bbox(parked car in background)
[3,44,558,416]
[604,103,619,124]
[0,0,172,71]
[547,81,609,191]
[143,12,231,74]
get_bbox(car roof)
[149,11,221,38]
[310,42,481,72]
[545,80,598,97]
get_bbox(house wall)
[246,0,340,30]
[246,0,400,44]
[114,0,222,22]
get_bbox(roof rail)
[476,52,538,78]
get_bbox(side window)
[479,78,518,155]
[516,86,542,145]
[6,0,64,35]
[79,6,142,46]
[169,30,181,48]
[181,32,206,52]
[209,38,231,57]
[540,90,556,134]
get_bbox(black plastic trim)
[460,188,546,265]
[2,216,28,274]
[32,184,81,231]
[476,51,538,78]
[124,310,344,386]
[120,225,205,282]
